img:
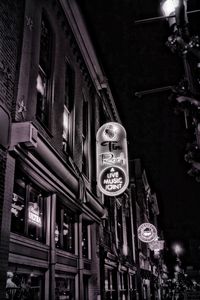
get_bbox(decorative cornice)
[59,0,121,122]
[51,0,92,89]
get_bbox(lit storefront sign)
[96,122,129,196]
[149,240,164,251]
[28,202,42,227]
[138,223,158,243]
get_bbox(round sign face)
[138,223,157,243]
[149,240,164,251]
[99,166,126,196]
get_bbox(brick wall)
[0,0,24,298]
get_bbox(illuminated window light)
[161,0,179,17]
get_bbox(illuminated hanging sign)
[138,223,158,243]
[96,122,129,196]
[149,240,165,251]
[28,203,42,227]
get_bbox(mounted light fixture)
[161,0,188,35]
[161,0,179,17]
[161,0,179,29]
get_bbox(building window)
[82,221,90,259]
[55,274,75,300]
[62,62,75,154]
[55,202,75,253]
[11,169,45,242]
[125,200,133,260]
[36,12,53,128]
[105,269,117,300]
[129,275,136,298]
[103,197,114,249]
[119,272,128,300]
[82,94,89,177]
[6,269,44,300]
[116,201,123,248]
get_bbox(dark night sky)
[78,0,200,266]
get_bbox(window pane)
[11,172,26,235]
[82,222,89,258]
[63,63,75,154]
[28,185,44,242]
[36,12,52,127]
[55,275,75,300]
[82,95,89,176]
[62,107,69,153]
[63,108,69,141]
[11,168,46,243]
[6,271,44,300]
[55,207,62,249]
[117,205,123,247]
[64,63,75,112]
[63,209,75,253]
[36,68,49,126]
[56,203,75,254]
[40,13,52,73]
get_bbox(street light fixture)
[161,0,179,29]
[161,0,179,16]
[161,0,200,181]
[161,0,188,36]
[172,243,183,266]
[173,244,183,256]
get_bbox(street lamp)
[161,0,200,182]
[161,0,179,29]
[161,0,188,36]
[172,243,183,265]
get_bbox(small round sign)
[138,223,157,243]
[99,166,126,196]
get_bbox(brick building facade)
[0,1,164,299]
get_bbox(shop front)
[5,143,100,300]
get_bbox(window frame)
[11,169,46,243]
[81,92,89,177]
[62,59,75,155]
[82,220,91,259]
[55,201,76,254]
[36,10,54,130]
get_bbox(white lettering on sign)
[105,183,123,191]
[28,211,42,227]
[100,167,125,194]
[101,152,126,165]
[28,204,42,227]
[96,122,129,196]
[103,177,122,184]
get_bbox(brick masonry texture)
[0,0,24,298]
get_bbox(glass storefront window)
[11,176,26,235]
[28,186,44,241]
[55,274,75,300]
[82,221,89,258]
[56,202,75,253]
[6,270,44,300]
[11,169,45,242]
[105,269,117,300]
[119,272,128,300]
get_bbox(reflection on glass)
[11,169,45,242]
[105,269,117,300]
[82,221,89,258]
[56,202,75,253]
[55,275,75,300]
[6,271,43,300]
